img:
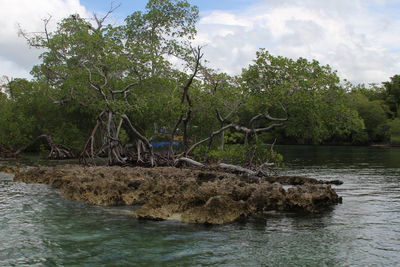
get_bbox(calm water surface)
[1,146,400,266]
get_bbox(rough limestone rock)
[14,165,342,224]
[0,165,19,174]
[286,184,342,212]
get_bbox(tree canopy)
[1,0,398,166]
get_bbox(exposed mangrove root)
[1,135,76,159]
[78,111,155,167]
[0,144,16,158]
[14,165,343,224]
[14,134,76,159]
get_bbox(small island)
[7,164,340,224]
[0,0,399,227]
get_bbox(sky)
[1,0,400,84]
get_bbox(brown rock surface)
[286,184,343,212]
[14,165,342,224]
[0,165,20,174]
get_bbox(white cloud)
[1,0,399,84]
[195,0,400,83]
[0,0,89,79]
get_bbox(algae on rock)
[14,165,342,224]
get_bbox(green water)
[1,146,400,266]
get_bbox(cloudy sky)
[1,0,399,84]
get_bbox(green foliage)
[383,75,400,118]
[351,130,370,145]
[119,129,130,144]
[0,78,95,150]
[0,99,34,148]
[388,118,400,145]
[3,0,400,162]
[52,122,85,151]
[240,49,363,144]
[348,92,390,142]
[125,0,198,45]
[224,132,245,144]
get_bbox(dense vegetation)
[1,0,400,165]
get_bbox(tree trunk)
[122,114,155,166]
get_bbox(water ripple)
[1,146,400,266]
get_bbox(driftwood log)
[175,157,205,168]
[218,163,257,176]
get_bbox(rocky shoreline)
[11,164,342,224]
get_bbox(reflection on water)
[1,145,400,266]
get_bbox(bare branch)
[93,2,121,30]
[181,123,234,157]
[215,101,242,124]
[250,110,287,126]
[82,64,109,102]
[15,134,75,159]
[170,46,204,154]
[215,109,224,123]
[181,121,285,157]
[218,163,257,176]
[174,157,205,168]
[181,46,204,104]
[253,123,285,133]
[112,82,139,95]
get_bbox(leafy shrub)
[53,122,85,151]
[224,132,245,144]
[388,118,400,145]
[352,130,370,145]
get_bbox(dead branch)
[174,157,205,168]
[182,124,234,157]
[17,15,52,48]
[182,121,285,157]
[112,82,138,96]
[170,46,204,154]
[80,111,106,164]
[93,2,121,30]
[218,163,257,176]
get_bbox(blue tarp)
[151,141,180,148]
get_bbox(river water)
[1,146,399,266]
